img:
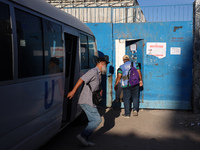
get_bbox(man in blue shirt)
[114,55,143,118]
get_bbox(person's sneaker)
[122,114,130,118]
[76,134,88,146]
[133,110,138,116]
[87,141,95,146]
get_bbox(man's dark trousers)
[123,85,139,116]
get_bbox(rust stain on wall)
[173,26,183,32]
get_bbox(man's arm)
[67,78,84,99]
[114,73,122,91]
[137,69,143,87]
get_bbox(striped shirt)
[117,62,140,74]
[117,61,140,88]
[78,66,101,107]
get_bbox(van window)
[80,34,97,70]
[88,36,96,68]
[16,9,63,78]
[0,2,13,81]
[16,9,43,78]
[43,20,63,74]
[80,34,89,69]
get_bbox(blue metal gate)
[85,4,193,110]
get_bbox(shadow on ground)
[40,108,200,150]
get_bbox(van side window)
[0,2,13,81]
[80,34,97,70]
[43,20,63,74]
[16,9,43,78]
[80,34,89,69]
[15,9,63,78]
[88,36,96,68]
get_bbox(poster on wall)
[130,43,137,53]
[170,47,181,55]
[146,42,166,59]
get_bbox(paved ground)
[40,107,200,150]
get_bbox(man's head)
[123,55,129,63]
[96,57,109,74]
[49,57,59,67]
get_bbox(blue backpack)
[128,62,139,86]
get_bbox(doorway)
[62,33,78,122]
[114,39,144,106]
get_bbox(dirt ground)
[40,107,200,150]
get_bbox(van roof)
[10,0,93,35]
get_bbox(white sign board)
[170,47,181,55]
[130,44,137,52]
[146,42,166,59]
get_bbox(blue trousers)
[80,104,101,139]
[122,85,139,116]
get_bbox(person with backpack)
[114,55,143,118]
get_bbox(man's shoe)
[133,110,138,116]
[76,134,88,146]
[122,114,130,118]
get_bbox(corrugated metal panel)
[62,5,192,23]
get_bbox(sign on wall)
[146,42,166,59]
[170,47,181,55]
